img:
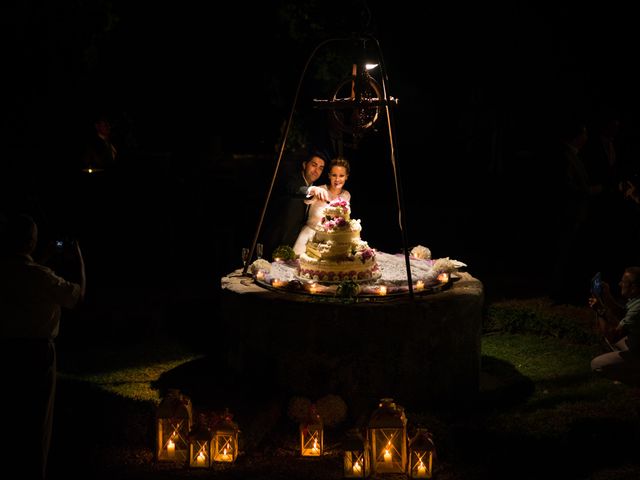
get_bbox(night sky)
[3,0,640,289]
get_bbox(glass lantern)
[188,416,213,468]
[213,409,239,463]
[367,398,407,474]
[156,389,192,464]
[343,428,370,478]
[300,404,323,457]
[408,428,435,478]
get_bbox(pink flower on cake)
[329,199,349,209]
[361,248,374,262]
[323,220,337,231]
[335,217,347,228]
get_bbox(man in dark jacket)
[262,150,330,258]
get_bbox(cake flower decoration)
[360,247,374,263]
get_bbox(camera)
[54,236,74,253]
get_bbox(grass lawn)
[48,299,640,479]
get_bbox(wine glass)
[256,243,264,259]
[241,247,250,266]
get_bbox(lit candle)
[383,448,392,463]
[272,279,288,288]
[415,280,424,291]
[196,451,206,465]
[222,447,230,461]
[378,285,387,296]
[417,461,427,475]
[437,272,449,283]
[353,460,362,474]
[274,257,283,262]
[308,283,318,294]
[312,438,319,453]
[167,439,175,458]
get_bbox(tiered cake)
[298,199,379,282]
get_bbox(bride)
[293,158,351,255]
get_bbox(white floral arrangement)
[431,257,466,274]
[410,245,431,260]
[349,218,362,232]
[250,258,271,274]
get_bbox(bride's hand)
[308,186,329,202]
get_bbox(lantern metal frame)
[188,418,213,469]
[367,398,407,474]
[155,389,192,464]
[213,413,239,463]
[407,428,435,479]
[300,404,323,457]
[300,420,323,457]
[190,439,212,468]
[343,428,370,478]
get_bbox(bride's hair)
[329,157,350,174]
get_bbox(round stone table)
[220,270,484,410]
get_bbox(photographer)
[589,267,640,382]
[0,213,86,479]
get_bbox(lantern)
[156,389,192,464]
[408,428,435,478]
[367,398,407,474]
[300,404,323,457]
[188,416,213,468]
[213,409,239,463]
[343,428,370,478]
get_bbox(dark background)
[3,0,640,316]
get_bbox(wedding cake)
[298,199,380,282]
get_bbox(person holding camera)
[0,213,86,479]
[589,266,640,383]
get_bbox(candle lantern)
[343,428,370,478]
[188,415,213,468]
[300,404,323,457]
[156,389,192,464]
[408,428,435,478]
[213,409,239,463]
[367,398,407,474]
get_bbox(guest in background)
[583,109,621,206]
[0,213,86,479]
[81,114,118,173]
[589,266,640,384]
[582,109,626,276]
[548,115,595,304]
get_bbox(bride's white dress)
[293,186,351,255]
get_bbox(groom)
[262,149,330,258]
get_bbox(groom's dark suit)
[262,162,313,257]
